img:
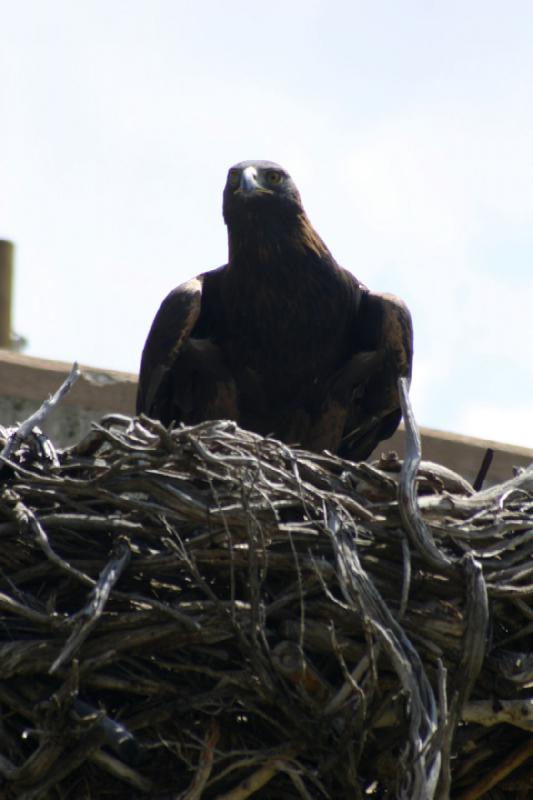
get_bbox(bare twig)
[473,448,494,491]
[214,747,298,800]
[50,540,132,673]
[179,720,220,800]
[397,377,455,573]
[0,362,80,463]
[328,511,441,800]
[456,736,533,800]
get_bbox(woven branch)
[0,383,532,799]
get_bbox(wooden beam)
[0,240,14,348]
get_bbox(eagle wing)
[136,277,204,420]
[338,289,413,461]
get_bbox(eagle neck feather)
[227,212,338,279]
[222,212,360,379]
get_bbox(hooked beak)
[239,166,261,194]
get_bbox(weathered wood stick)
[0,361,80,462]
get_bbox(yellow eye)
[228,170,240,188]
[265,170,282,185]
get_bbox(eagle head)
[222,160,304,231]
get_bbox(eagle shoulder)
[337,288,413,461]
[136,276,204,416]
[367,290,413,381]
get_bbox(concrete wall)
[0,350,136,446]
[1,349,532,485]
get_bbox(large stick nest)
[0,388,532,799]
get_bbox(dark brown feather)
[137,161,413,460]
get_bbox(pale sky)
[1,1,532,447]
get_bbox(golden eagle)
[137,160,413,461]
